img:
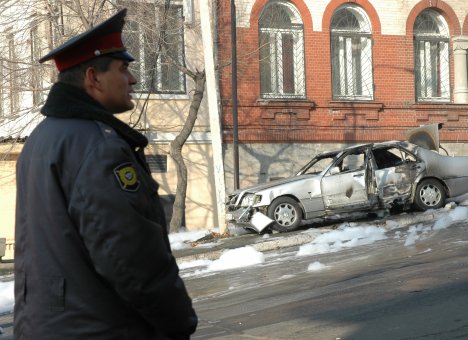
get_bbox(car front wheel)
[267,197,303,232]
[414,179,446,210]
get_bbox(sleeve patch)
[113,163,140,192]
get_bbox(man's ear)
[84,67,101,90]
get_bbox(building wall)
[0,163,16,260]
[0,144,21,260]
[0,141,217,260]
[217,0,468,192]
[0,0,220,262]
[118,0,217,229]
[147,143,217,230]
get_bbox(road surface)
[188,222,468,339]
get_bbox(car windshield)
[296,152,339,175]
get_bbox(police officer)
[14,9,197,339]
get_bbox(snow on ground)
[1,206,467,313]
[0,281,14,314]
[208,246,265,271]
[307,261,328,272]
[296,225,388,257]
[168,229,211,250]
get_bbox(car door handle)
[353,173,364,177]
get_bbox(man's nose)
[129,71,137,85]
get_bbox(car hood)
[230,175,314,195]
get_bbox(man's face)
[95,59,137,113]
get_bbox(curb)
[174,210,447,264]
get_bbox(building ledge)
[328,101,384,111]
[328,101,384,120]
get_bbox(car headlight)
[240,194,262,207]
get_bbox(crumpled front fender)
[226,207,252,223]
[226,208,274,233]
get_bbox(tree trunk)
[169,71,206,232]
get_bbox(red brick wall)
[217,0,468,144]
[464,14,468,34]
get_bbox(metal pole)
[231,0,240,190]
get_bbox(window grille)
[414,10,450,102]
[259,1,305,99]
[146,154,168,173]
[331,5,373,101]
[8,35,19,113]
[0,59,4,118]
[122,3,186,94]
[30,23,42,106]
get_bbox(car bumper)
[226,207,252,223]
[226,207,274,233]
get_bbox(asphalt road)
[1,218,467,339]
[188,222,468,339]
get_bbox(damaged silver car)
[226,126,468,233]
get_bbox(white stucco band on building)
[453,36,468,104]
[146,131,212,144]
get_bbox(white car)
[226,137,468,233]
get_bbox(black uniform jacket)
[14,82,197,339]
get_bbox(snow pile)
[168,225,250,250]
[179,246,266,278]
[0,281,14,314]
[403,206,468,246]
[168,229,217,250]
[208,246,265,271]
[433,206,468,230]
[404,224,430,246]
[307,261,328,272]
[296,225,387,257]
[178,259,212,270]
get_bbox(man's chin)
[127,101,135,111]
[114,102,135,114]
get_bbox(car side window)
[339,152,365,173]
[373,147,416,169]
[303,157,335,175]
[401,150,417,163]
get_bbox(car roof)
[316,140,409,157]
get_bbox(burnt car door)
[372,145,423,205]
[320,146,376,211]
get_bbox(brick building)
[217,0,468,191]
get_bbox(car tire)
[267,197,303,232]
[414,179,446,210]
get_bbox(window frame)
[122,2,187,95]
[258,0,306,100]
[413,10,450,103]
[330,4,374,101]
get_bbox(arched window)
[414,10,450,102]
[259,1,305,99]
[330,4,373,100]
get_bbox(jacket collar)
[41,82,148,148]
